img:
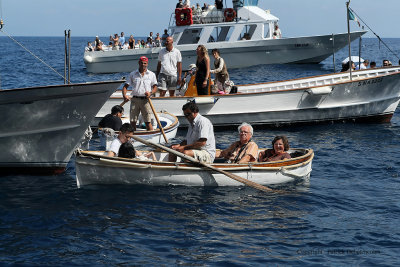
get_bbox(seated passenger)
[122,41,129,50]
[259,135,291,162]
[215,122,258,163]
[107,123,134,157]
[85,42,94,52]
[98,105,124,131]
[118,142,156,160]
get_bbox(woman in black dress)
[195,45,210,95]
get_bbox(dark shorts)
[158,73,177,91]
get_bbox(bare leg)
[145,122,153,131]
[130,121,137,131]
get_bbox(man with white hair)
[215,122,259,163]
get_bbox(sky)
[0,0,399,38]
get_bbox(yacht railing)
[238,67,400,93]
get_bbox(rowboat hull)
[98,67,400,127]
[75,149,314,188]
[0,80,124,175]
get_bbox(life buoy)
[175,8,193,26]
[224,8,236,22]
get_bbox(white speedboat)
[83,0,365,73]
[97,66,400,127]
[98,111,180,148]
[0,80,124,175]
[75,148,314,188]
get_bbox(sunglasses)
[183,112,192,117]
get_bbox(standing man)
[156,36,182,97]
[122,56,158,131]
[119,32,125,48]
[161,29,169,47]
[169,102,216,163]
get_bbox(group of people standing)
[118,37,230,132]
[85,30,170,52]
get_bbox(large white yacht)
[83,0,366,73]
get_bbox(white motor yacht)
[83,0,366,74]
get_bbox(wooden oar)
[148,98,168,144]
[129,134,273,193]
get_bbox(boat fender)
[306,86,333,96]
[224,8,236,22]
[191,97,217,104]
[84,55,93,63]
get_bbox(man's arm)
[122,83,130,101]
[156,61,161,77]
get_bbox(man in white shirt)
[107,123,134,157]
[169,102,216,163]
[156,36,182,97]
[122,56,158,131]
[357,59,369,70]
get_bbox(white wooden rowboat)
[99,111,179,148]
[75,149,314,188]
[97,66,400,127]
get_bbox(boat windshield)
[233,0,259,8]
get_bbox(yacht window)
[238,24,257,40]
[178,28,203,45]
[264,23,270,38]
[233,0,258,8]
[208,26,234,43]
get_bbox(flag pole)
[346,0,352,81]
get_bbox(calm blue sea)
[0,36,400,266]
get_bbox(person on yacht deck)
[176,0,184,8]
[85,42,94,52]
[156,36,182,97]
[183,0,191,8]
[215,0,223,9]
[215,122,259,164]
[195,45,211,95]
[273,24,282,39]
[161,29,169,46]
[119,32,125,47]
[210,49,229,94]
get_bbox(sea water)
[0,36,399,266]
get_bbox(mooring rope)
[349,7,400,61]
[0,29,68,81]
